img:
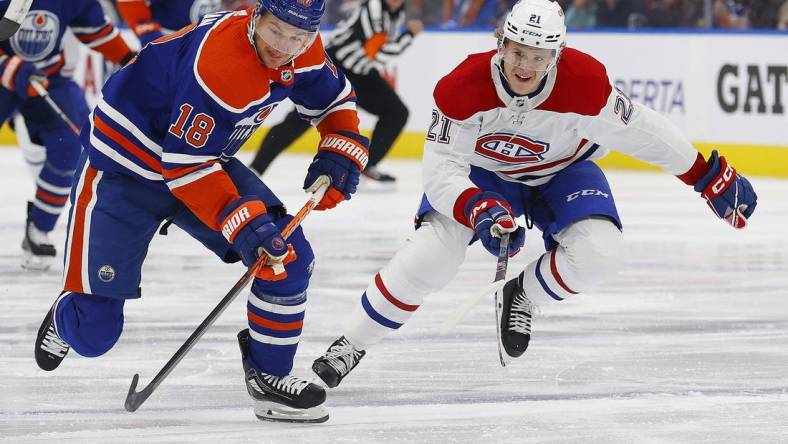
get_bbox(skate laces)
[262,374,310,395]
[322,341,363,376]
[40,324,69,357]
[509,291,534,335]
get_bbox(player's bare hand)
[407,19,424,35]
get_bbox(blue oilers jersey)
[115,0,222,35]
[150,0,222,31]
[83,8,360,230]
[0,0,130,74]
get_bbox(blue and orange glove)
[465,191,525,257]
[219,196,295,280]
[304,131,369,210]
[694,150,757,229]
[0,55,49,97]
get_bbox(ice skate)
[22,202,56,271]
[360,166,396,192]
[35,296,70,371]
[497,273,534,358]
[237,329,328,423]
[312,336,366,388]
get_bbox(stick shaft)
[30,79,81,136]
[0,0,33,40]
[125,178,330,412]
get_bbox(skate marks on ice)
[1,151,788,442]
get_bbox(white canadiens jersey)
[422,48,700,221]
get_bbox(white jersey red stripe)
[422,48,700,226]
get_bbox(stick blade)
[494,286,511,368]
[0,18,21,41]
[124,373,146,412]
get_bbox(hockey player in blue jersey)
[34,0,368,423]
[115,0,223,46]
[1,0,136,270]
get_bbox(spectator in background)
[780,0,788,29]
[596,0,637,27]
[714,0,751,28]
[442,0,506,28]
[409,0,447,26]
[748,0,786,28]
[565,0,597,28]
[647,0,701,28]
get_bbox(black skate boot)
[22,202,56,271]
[499,273,535,358]
[35,297,70,371]
[312,336,366,388]
[237,329,328,423]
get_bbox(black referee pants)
[250,69,409,175]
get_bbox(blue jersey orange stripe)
[0,0,133,74]
[83,9,361,231]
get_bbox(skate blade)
[253,401,329,424]
[22,252,53,272]
[494,287,511,368]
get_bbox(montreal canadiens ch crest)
[475,133,550,164]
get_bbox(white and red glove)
[692,150,757,229]
[465,191,525,257]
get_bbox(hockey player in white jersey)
[312,0,758,387]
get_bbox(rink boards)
[2,29,786,177]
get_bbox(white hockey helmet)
[501,0,566,50]
[498,0,566,73]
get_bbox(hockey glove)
[0,55,49,97]
[694,150,757,229]
[465,191,525,257]
[219,197,294,279]
[304,131,369,210]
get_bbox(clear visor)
[500,43,557,73]
[255,16,316,56]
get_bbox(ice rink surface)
[1,149,787,443]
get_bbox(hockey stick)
[0,0,32,40]
[124,176,331,412]
[439,229,511,334]
[492,232,511,367]
[30,79,81,136]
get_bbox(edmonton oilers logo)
[10,11,60,62]
[190,0,221,23]
[254,105,274,123]
[98,265,115,282]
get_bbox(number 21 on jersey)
[169,103,215,148]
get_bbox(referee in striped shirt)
[250,0,423,186]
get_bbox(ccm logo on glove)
[710,164,734,196]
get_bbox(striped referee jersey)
[327,0,414,75]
